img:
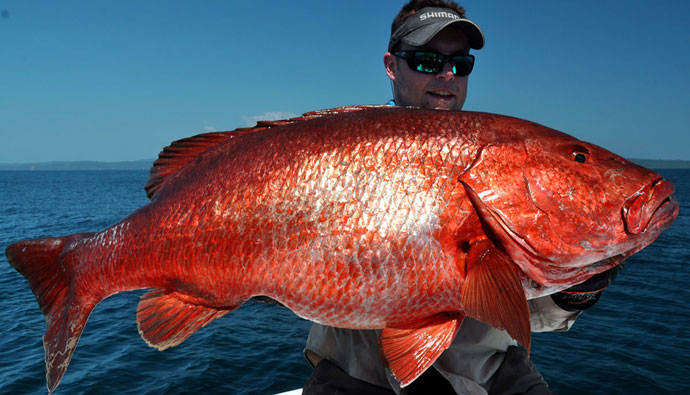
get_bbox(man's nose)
[435,62,455,80]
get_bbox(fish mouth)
[622,179,679,235]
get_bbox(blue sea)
[0,169,688,395]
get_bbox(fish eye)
[572,152,587,163]
[568,145,590,163]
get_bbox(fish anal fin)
[461,239,531,352]
[136,290,240,350]
[379,312,464,387]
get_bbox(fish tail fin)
[6,233,97,394]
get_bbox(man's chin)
[425,96,460,111]
[428,101,457,111]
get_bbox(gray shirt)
[304,99,581,394]
[305,296,579,394]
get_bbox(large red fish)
[6,106,678,393]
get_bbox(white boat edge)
[275,389,302,395]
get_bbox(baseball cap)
[388,7,485,51]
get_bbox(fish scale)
[5,105,677,393]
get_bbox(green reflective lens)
[415,52,444,73]
[394,51,474,76]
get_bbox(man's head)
[384,0,484,111]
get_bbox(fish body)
[6,106,678,392]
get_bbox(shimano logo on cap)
[419,11,460,21]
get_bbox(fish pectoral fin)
[379,312,465,387]
[136,289,239,350]
[461,239,531,352]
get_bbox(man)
[303,1,618,394]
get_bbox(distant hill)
[0,159,155,171]
[0,158,688,171]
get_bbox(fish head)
[460,115,678,290]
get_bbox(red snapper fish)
[6,106,678,392]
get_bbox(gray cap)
[388,7,484,51]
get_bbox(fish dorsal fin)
[248,105,376,128]
[461,239,531,352]
[298,105,379,119]
[136,290,242,350]
[144,105,379,199]
[145,131,249,199]
[379,312,464,387]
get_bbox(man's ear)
[384,52,397,81]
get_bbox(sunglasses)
[393,50,475,76]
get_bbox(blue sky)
[1,0,688,163]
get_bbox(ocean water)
[0,169,687,395]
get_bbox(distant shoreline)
[0,158,688,171]
[0,159,155,171]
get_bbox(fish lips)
[622,179,679,235]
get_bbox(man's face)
[384,28,470,111]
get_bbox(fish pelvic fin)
[5,233,97,394]
[379,312,465,387]
[461,239,531,352]
[136,290,240,350]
